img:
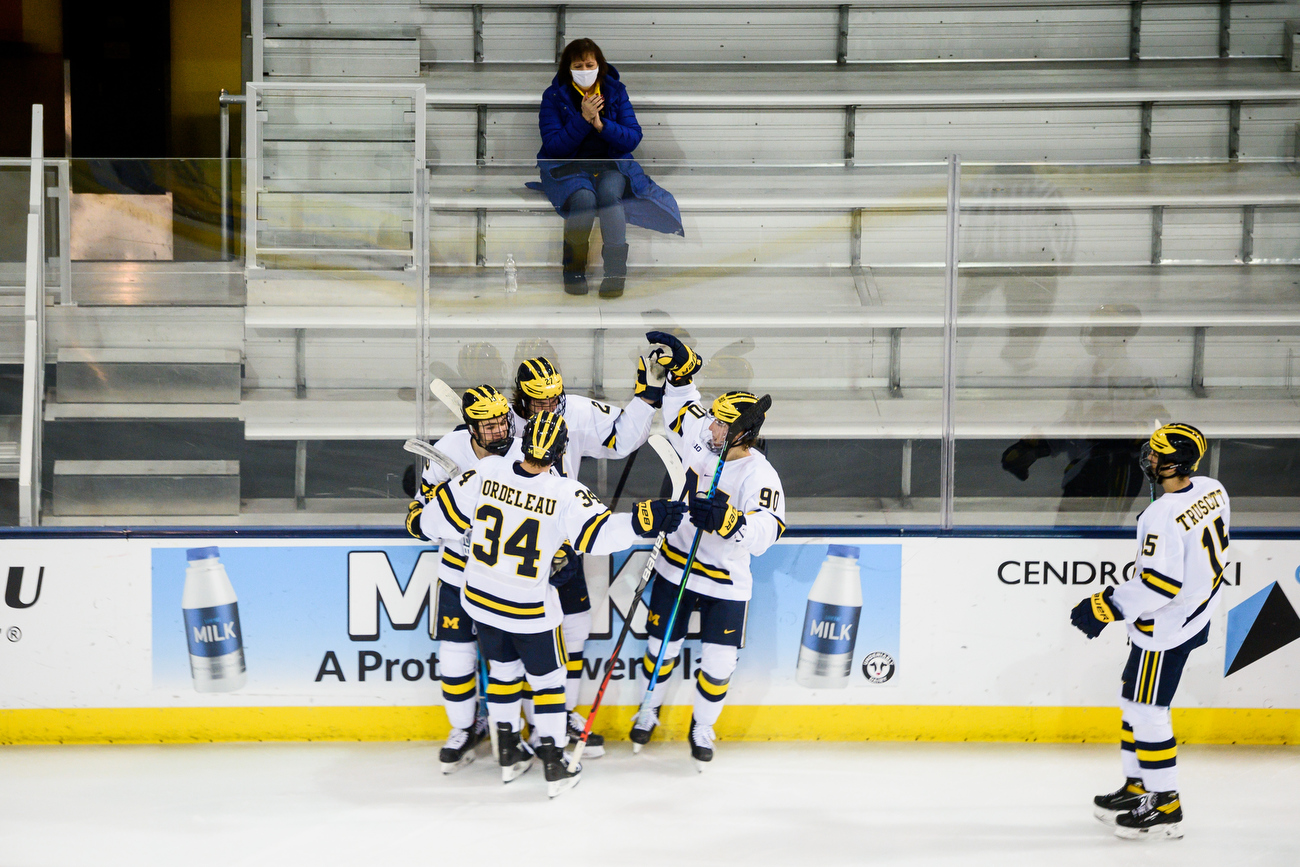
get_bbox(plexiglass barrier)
[9,153,1300,528]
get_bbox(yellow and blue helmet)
[705,391,766,454]
[1142,422,1207,482]
[515,356,565,416]
[522,410,568,465]
[462,385,513,455]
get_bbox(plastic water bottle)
[504,253,518,294]
[182,546,247,692]
[795,545,863,689]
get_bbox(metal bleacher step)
[52,460,241,517]
[56,348,242,405]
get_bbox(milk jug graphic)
[795,545,863,688]
[182,546,247,692]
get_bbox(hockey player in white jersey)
[1071,423,1226,840]
[511,356,658,751]
[629,331,786,766]
[405,385,519,773]
[415,410,685,797]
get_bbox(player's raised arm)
[412,467,481,543]
[562,482,685,556]
[646,331,706,456]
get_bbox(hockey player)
[1071,423,1227,840]
[414,410,685,797]
[511,356,659,751]
[405,385,518,773]
[629,331,786,767]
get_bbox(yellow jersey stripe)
[670,406,690,435]
[577,509,613,552]
[662,542,733,583]
[436,485,472,531]
[1141,571,1182,598]
[463,587,545,618]
[441,549,467,569]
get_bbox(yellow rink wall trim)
[2,705,1298,745]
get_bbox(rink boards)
[0,531,1297,745]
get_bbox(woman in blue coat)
[531,39,683,298]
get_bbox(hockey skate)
[496,722,535,783]
[688,716,715,772]
[536,736,582,798]
[1114,791,1184,840]
[438,720,487,774]
[630,707,659,754]
[567,711,604,758]
[1092,778,1146,824]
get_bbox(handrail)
[19,105,46,526]
[218,90,247,261]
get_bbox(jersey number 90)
[473,505,543,578]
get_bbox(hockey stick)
[632,395,771,744]
[430,379,464,419]
[402,439,461,477]
[568,434,687,771]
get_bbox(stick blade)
[429,379,464,419]
[646,434,687,499]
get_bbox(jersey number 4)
[473,505,542,578]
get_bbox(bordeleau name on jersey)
[482,479,557,516]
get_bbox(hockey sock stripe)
[531,686,567,713]
[1120,721,1136,751]
[487,678,524,702]
[566,652,584,679]
[642,653,675,683]
[1135,737,1177,769]
[695,670,730,702]
[441,672,477,698]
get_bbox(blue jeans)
[563,171,627,248]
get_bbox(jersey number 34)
[473,505,542,578]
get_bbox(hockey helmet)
[705,391,765,453]
[515,356,566,416]
[462,385,513,456]
[1141,422,1207,482]
[522,410,568,465]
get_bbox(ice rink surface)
[1,740,1297,867]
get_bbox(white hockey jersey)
[657,382,786,602]
[511,393,654,481]
[419,455,644,633]
[414,427,523,589]
[1113,476,1231,651]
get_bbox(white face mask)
[571,68,598,89]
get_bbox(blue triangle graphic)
[1225,582,1276,676]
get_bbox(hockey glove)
[405,500,429,541]
[1001,438,1051,482]
[646,330,702,386]
[1070,586,1122,639]
[689,494,747,539]
[634,498,687,537]
[549,542,581,587]
[634,356,665,408]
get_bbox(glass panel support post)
[940,154,960,531]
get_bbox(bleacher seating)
[37,0,1300,523]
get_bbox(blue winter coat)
[526,66,684,237]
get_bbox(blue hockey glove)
[646,330,702,386]
[689,494,747,539]
[405,500,429,541]
[1070,586,1121,639]
[634,499,686,537]
[549,543,580,587]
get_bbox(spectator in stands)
[529,38,683,299]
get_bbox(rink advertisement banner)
[1,534,1298,744]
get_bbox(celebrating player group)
[404,332,785,797]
